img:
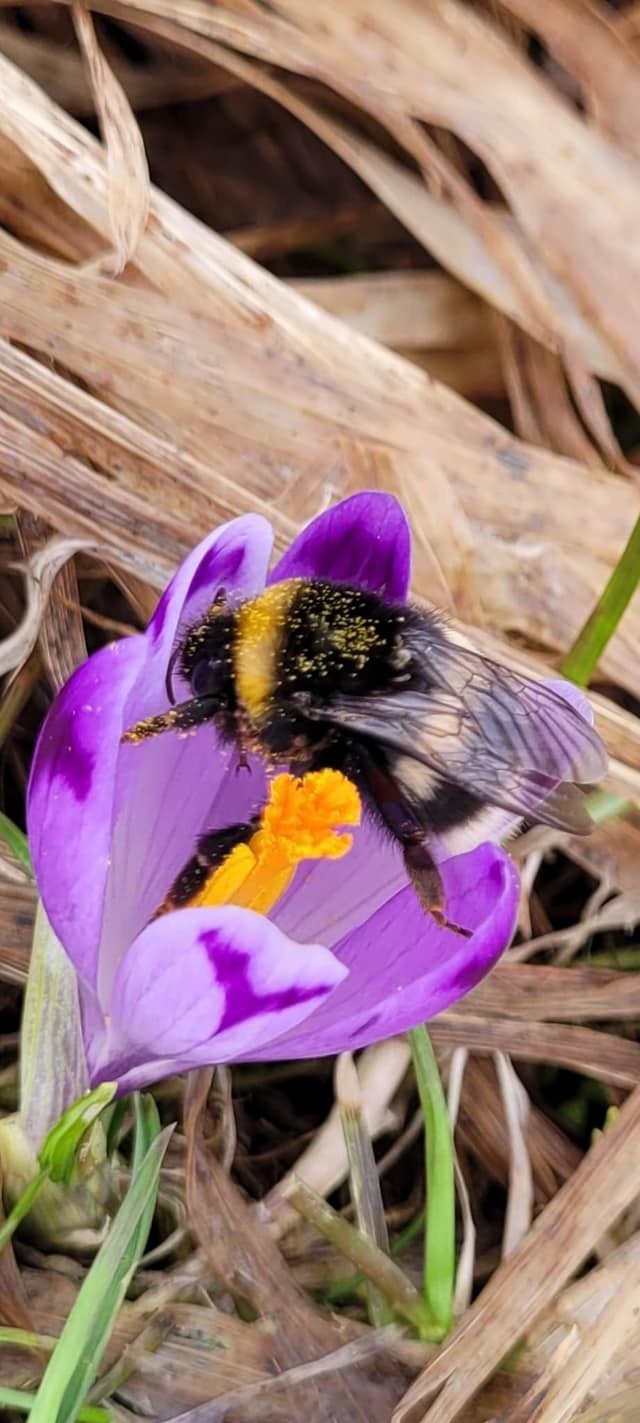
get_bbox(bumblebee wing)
[305,639,607,834]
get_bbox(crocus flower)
[26,493,589,1095]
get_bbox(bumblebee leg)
[402,834,470,937]
[364,760,471,937]
[155,820,256,917]
[121,695,218,744]
[234,711,254,774]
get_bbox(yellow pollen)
[258,769,361,861]
[190,770,360,916]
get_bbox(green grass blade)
[0,1388,108,1422]
[561,512,640,686]
[28,1120,171,1423]
[0,1168,50,1249]
[0,1328,56,1352]
[409,1025,454,1336]
[131,1092,160,1174]
[0,812,31,871]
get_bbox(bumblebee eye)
[191,658,225,700]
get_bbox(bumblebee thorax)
[233,580,302,723]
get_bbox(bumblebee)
[123,578,608,928]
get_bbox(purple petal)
[27,636,147,990]
[97,519,273,1003]
[273,816,407,948]
[271,491,411,601]
[98,736,269,1006]
[143,514,273,710]
[90,906,346,1089]
[251,844,519,1059]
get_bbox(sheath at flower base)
[27,492,589,1098]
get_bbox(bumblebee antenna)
[165,646,181,706]
[121,696,217,745]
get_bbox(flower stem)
[561,512,640,686]
[409,1025,455,1335]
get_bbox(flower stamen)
[174,770,360,918]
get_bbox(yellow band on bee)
[233,580,300,723]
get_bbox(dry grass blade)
[577,1392,640,1423]
[498,0,640,159]
[183,1070,409,1421]
[495,319,603,465]
[0,1166,34,1331]
[461,1232,640,1420]
[498,1255,640,1423]
[0,535,94,677]
[509,891,640,963]
[71,1,149,272]
[0,20,228,117]
[289,272,491,353]
[267,1038,409,1237]
[165,1329,406,1423]
[292,271,501,399]
[433,1015,640,1090]
[184,1069,335,1346]
[494,1054,534,1258]
[455,1056,580,1204]
[393,1082,640,1423]
[102,0,640,403]
[446,1051,476,1318]
[0,877,36,986]
[17,513,87,690]
[466,963,640,1022]
[104,0,622,383]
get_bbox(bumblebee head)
[121,601,237,746]
[176,607,236,708]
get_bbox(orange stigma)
[187,770,361,916]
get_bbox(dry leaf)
[499,0,640,159]
[183,1069,409,1421]
[71,1,149,272]
[394,1082,640,1423]
[0,534,94,677]
[494,1053,534,1258]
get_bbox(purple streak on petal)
[187,540,247,599]
[202,928,325,1031]
[144,515,273,700]
[148,585,171,640]
[147,517,272,647]
[251,844,519,1060]
[93,906,345,1088]
[271,492,411,601]
[27,636,147,991]
[42,698,95,803]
